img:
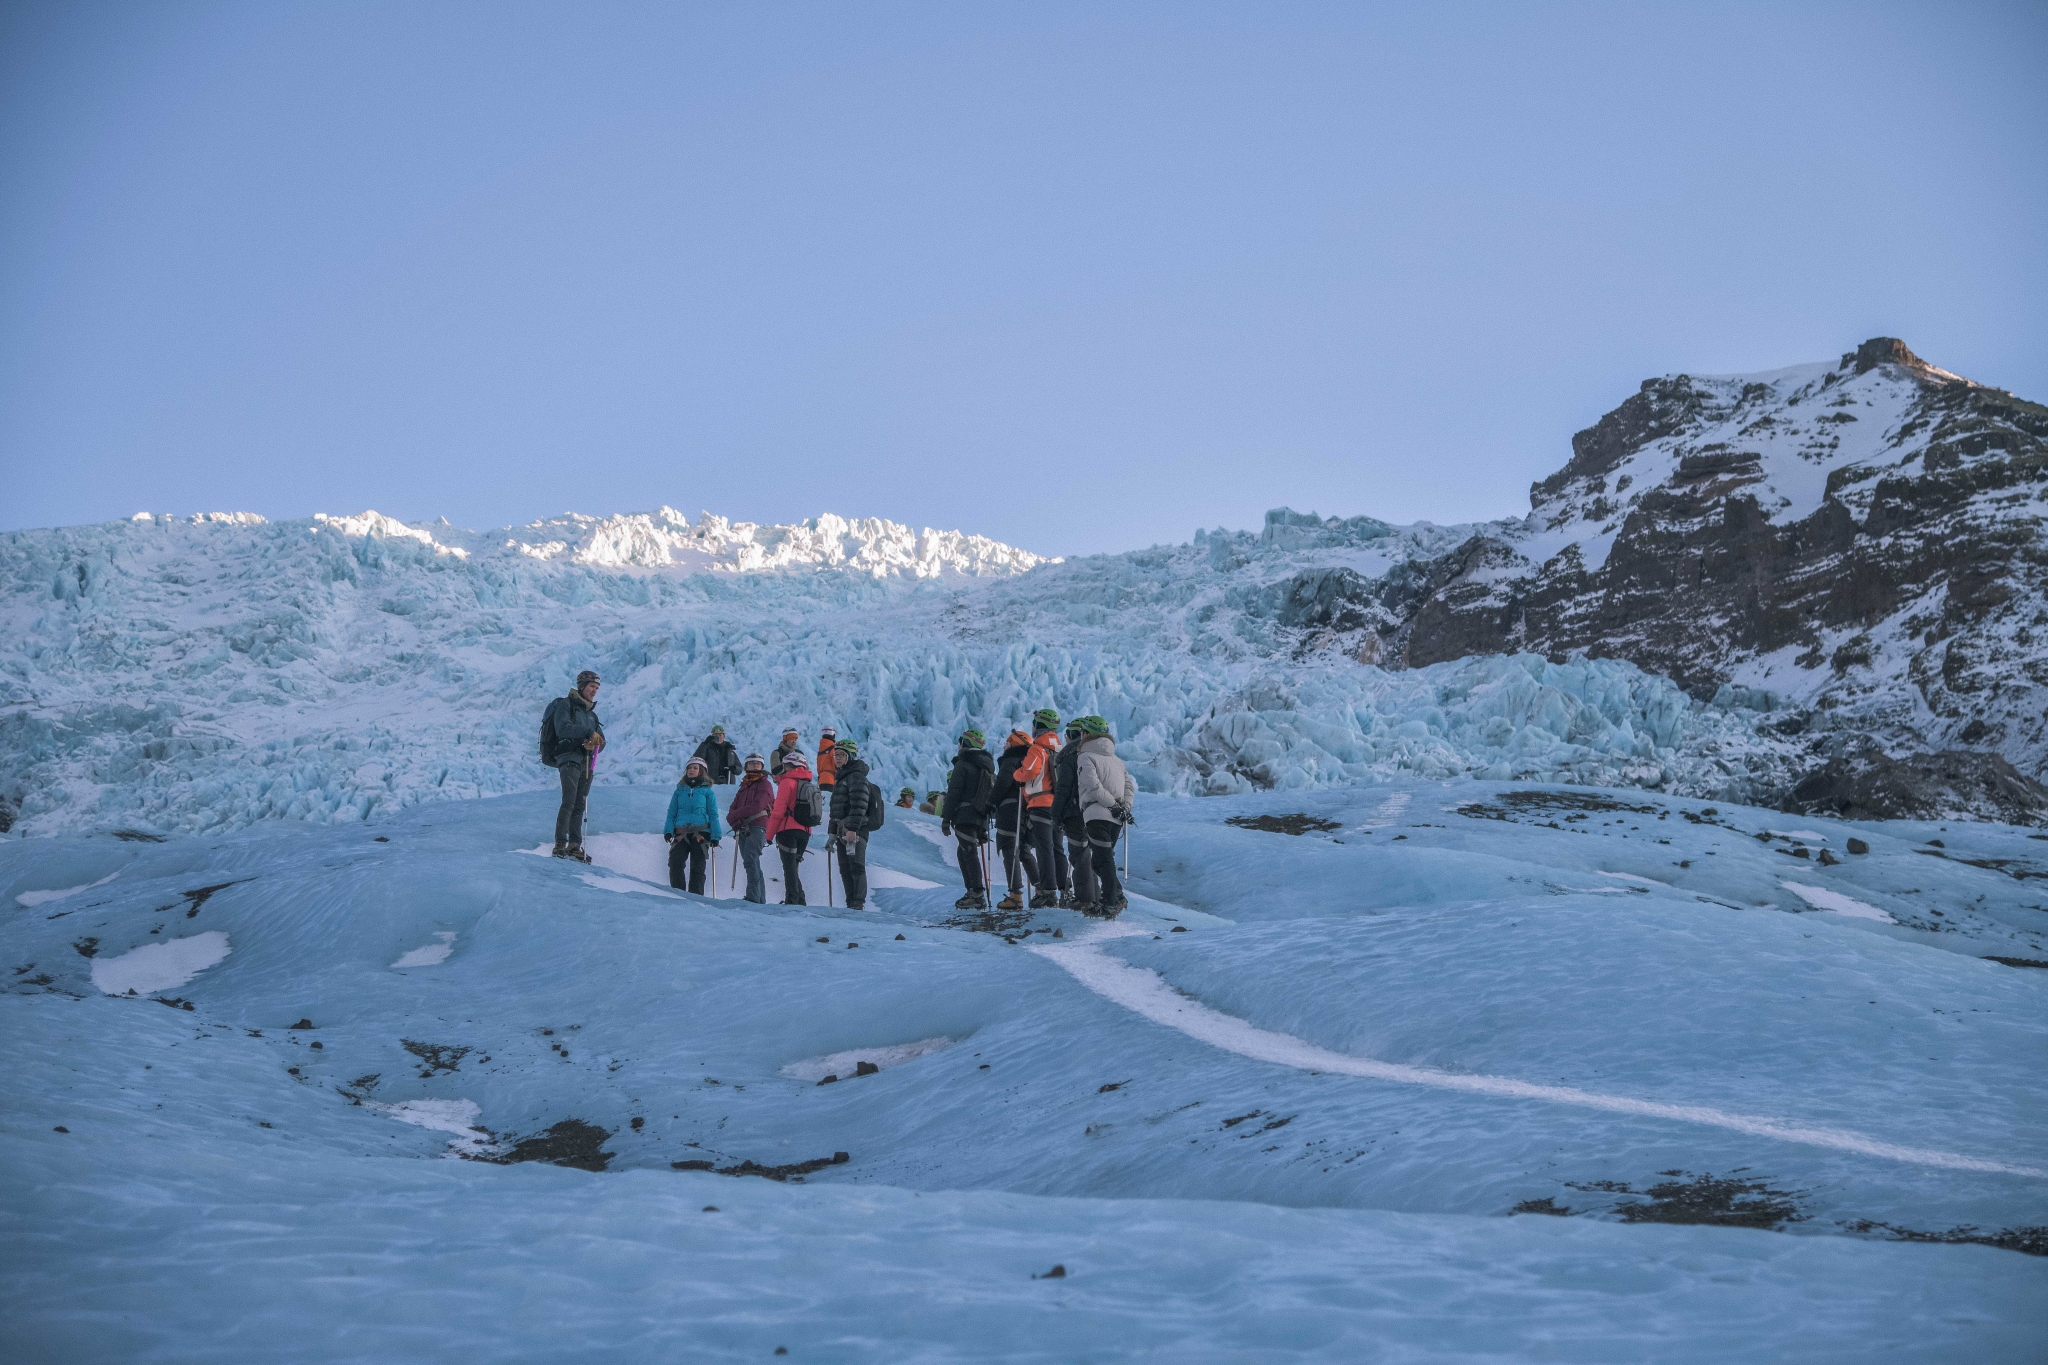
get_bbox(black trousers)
[554,759,591,847]
[1026,808,1067,894]
[836,831,868,909]
[954,821,988,892]
[1064,820,1098,905]
[668,835,708,894]
[775,830,810,904]
[994,801,1032,890]
[1086,818,1124,903]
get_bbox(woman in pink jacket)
[766,756,819,905]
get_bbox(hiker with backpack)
[725,753,775,903]
[1071,715,1136,916]
[1013,708,1072,909]
[766,751,822,904]
[1051,717,1098,914]
[663,757,724,894]
[942,730,996,910]
[826,737,877,911]
[693,726,741,784]
[771,727,804,776]
[816,726,840,793]
[541,670,605,862]
[988,729,1034,911]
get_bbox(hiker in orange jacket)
[816,726,839,790]
[1012,708,1071,909]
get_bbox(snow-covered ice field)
[3,779,2043,1360]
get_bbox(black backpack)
[792,777,823,828]
[863,781,886,833]
[538,700,561,765]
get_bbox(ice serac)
[0,339,2040,835]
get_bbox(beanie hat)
[782,726,800,738]
[821,726,837,737]
[576,670,601,686]
[959,729,986,747]
[899,786,915,798]
[1071,715,1111,738]
[835,738,858,757]
[711,725,725,736]
[685,757,706,773]
[743,752,766,768]
[1032,707,1060,732]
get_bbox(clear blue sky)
[3,2,2043,557]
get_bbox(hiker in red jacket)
[725,754,776,903]
[766,755,822,905]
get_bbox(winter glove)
[1111,802,1134,826]
[941,821,952,837]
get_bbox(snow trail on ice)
[15,872,118,908]
[390,932,457,968]
[780,1036,956,1081]
[89,931,231,995]
[1031,923,2042,1177]
[1781,881,1895,923]
[369,1098,501,1157]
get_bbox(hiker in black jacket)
[692,726,741,784]
[988,729,1035,910]
[941,730,996,910]
[1051,719,1096,912]
[541,671,605,861]
[826,738,874,910]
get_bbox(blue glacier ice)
[4,780,2043,1360]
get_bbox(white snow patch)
[369,1098,501,1157]
[905,822,953,851]
[780,1036,956,1082]
[391,932,457,968]
[15,872,118,908]
[1596,871,1666,888]
[1781,882,1895,923]
[863,863,940,890]
[90,931,231,995]
[1767,831,1828,842]
[579,873,681,899]
[1031,924,2038,1177]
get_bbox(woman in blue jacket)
[664,757,724,894]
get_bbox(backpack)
[972,766,995,811]
[538,700,561,765]
[792,777,823,828]
[863,781,886,833]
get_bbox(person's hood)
[1075,734,1116,754]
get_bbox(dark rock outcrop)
[1783,748,2048,825]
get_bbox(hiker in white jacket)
[1069,717,1135,915]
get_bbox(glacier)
[4,781,2043,1359]
[0,503,1809,838]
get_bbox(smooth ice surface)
[87,930,230,995]
[4,782,2043,1359]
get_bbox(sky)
[2,2,2044,558]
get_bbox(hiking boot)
[954,891,989,911]
[551,843,571,859]
[996,891,1025,911]
[1056,894,1075,910]
[1099,895,1127,918]
[565,846,593,864]
[1070,901,1097,917]
[1029,890,1056,910]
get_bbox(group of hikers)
[540,671,1136,918]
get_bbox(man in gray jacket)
[1070,716,1135,915]
[543,671,606,861]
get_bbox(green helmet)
[835,738,859,757]
[1071,715,1111,738]
[959,729,986,747]
[1032,707,1060,732]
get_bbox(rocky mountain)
[1248,338,2048,820]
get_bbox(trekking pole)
[709,845,718,897]
[729,836,739,892]
[827,840,835,908]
